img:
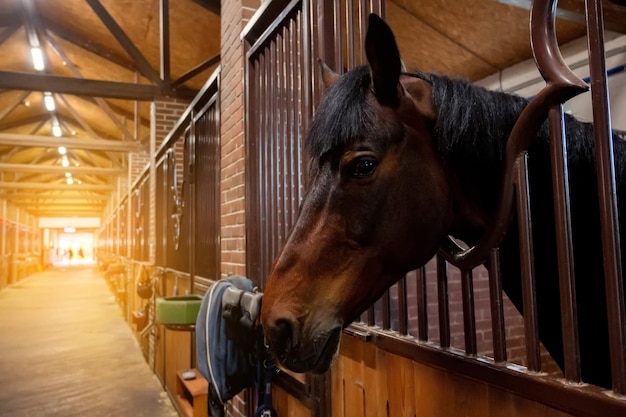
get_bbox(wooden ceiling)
[0,0,624,219]
[0,0,220,218]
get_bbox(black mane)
[306,66,375,163]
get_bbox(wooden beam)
[192,0,220,14]
[0,163,124,175]
[0,182,113,191]
[0,12,21,28]
[0,71,159,100]
[85,0,162,85]
[0,25,19,47]
[0,114,45,130]
[495,0,626,33]
[0,132,142,152]
[1,192,108,201]
[41,16,139,72]
[172,54,220,89]
[0,91,30,122]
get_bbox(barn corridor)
[0,266,177,417]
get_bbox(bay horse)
[260,14,626,388]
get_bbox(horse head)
[260,14,454,374]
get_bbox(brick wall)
[220,0,260,278]
[220,1,260,416]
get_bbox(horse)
[260,14,626,389]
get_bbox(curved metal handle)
[439,0,588,269]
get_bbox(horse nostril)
[269,318,294,358]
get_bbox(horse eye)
[349,157,378,177]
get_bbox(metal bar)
[159,0,170,89]
[345,0,356,69]
[549,106,581,382]
[382,289,391,330]
[333,0,343,73]
[0,132,140,152]
[437,254,450,348]
[461,268,477,355]
[416,266,428,341]
[0,163,124,175]
[397,276,408,335]
[0,70,158,100]
[585,0,626,394]
[359,0,368,65]
[85,0,161,85]
[516,153,542,372]
[171,55,220,89]
[488,248,507,363]
[301,0,313,131]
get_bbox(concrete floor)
[0,265,178,417]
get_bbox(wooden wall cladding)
[273,385,311,417]
[331,336,576,417]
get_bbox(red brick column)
[220,2,260,416]
[220,0,259,278]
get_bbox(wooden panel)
[332,337,578,417]
[273,385,311,417]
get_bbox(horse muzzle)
[264,318,342,374]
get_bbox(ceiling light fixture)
[66,177,74,185]
[43,93,55,112]
[52,123,62,137]
[61,156,70,168]
[58,146,67,155]
[31,47,45,71]
[65,172,72,177]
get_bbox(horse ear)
[365,14,401,105]
[318,58,340,88]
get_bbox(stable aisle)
[0,265,178,417]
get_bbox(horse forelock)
[306,66,376,166]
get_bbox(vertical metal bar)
[397,276,408,335]
[549,106,581,382]
[1,200,6,260]
[333,0,343,74]
[289,18,298,224]
[345,0,356,69]
[159,0,170,86]
[358,0,368,65]
[516,153,542,372]
[301,0,313,132]
[270,41,278,259]
[488,248,507,363]
[416,266,428,341]
[461,269,477,355]
[382,289,391,330]
[585,0,626,394]
[437,254,451,348]
[188,110,196,290]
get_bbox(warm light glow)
[65,172,72,177]
[31,47,45,71]
[61,156,70,167]
[52,124,62,137]
[66,177,74,185]
[63,227,76,233]
[58,146,67,155]
[44,93,56,111]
